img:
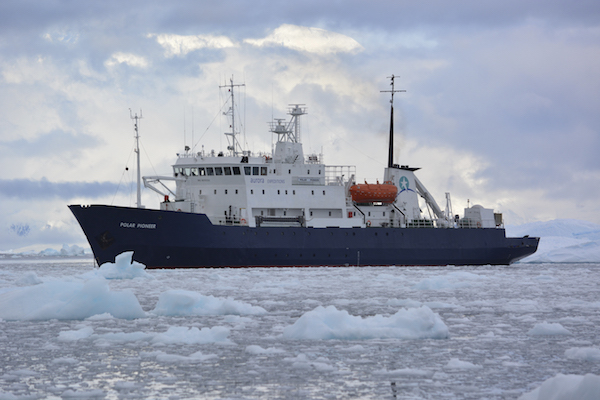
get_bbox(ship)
[69,76,539,268]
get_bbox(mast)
[380,75,406,168]
[130,109,143,208]
[220,76,246,156]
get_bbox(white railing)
[325,165,356,186]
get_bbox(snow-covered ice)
[1,256,600,399]
[506,219,600,263]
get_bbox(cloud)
[1,1,600,254]
[0,178,119,200]
[105,52,149,68]
[244,24,364,54]
[148,33,236,57]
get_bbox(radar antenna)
[269,104,307,143]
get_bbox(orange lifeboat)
[349,181,398,204]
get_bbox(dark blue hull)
[69,205,539,268]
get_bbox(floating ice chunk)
[151,326,231,344]
[96,251,151,279]
[86,313,115,321]
[518,373,600,400]
[339,344,365,352]
[16,271,43,286]
[245,345,286,355]
[92,331,154,343]
[151,289,267,316]
[283,305,449,340]
[444,358,482,369]
[528,322,572,336]
[58,326,94,341]
[0,278,146,320]
[283,354,335,372]
[564,347,600,362]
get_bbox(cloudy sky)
[1,0,599,251]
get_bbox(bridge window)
[198,168,205,176]
[261,167,267,175]
[253,167,259,175]
[224,167,232,175]
[233,166,241,175]
[215,167,223,176]
[206,167,214,176]
[191,168,198,176]
[244,166,251,175]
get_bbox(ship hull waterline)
[69,205,539,268]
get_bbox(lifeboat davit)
[349,181,398,204]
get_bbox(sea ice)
[0,277,146,320]
[245,345,286,355]
[283,305,449,340]
[444,358,482,369]
[564,347,600,362]
[93,251,152,279]
[58,326,94,341]
[151,289,267,316]
[151,326,231,344]
[518,373,600,400]
[528,322,572,336]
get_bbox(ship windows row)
[199,188,329,196]
[175,166,268,177]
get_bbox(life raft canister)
[349,181,398,204]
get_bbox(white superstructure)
[143,79,501,230]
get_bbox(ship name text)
[120,222,157,229]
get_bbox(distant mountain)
[506,219,600,263]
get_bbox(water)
[1,259,599,399]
